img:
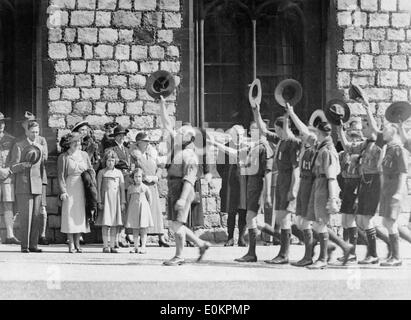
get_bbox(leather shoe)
[291,258,313,267]
[237,238,247,247]
[197,242,211,262]
[29,247,42,253]
[158,240,170,247]
[110,248,119,253]
[307,259,328,269]
[21,248,30,253]
[224,238,234,247]
[163,256,185,266]
[38,237,49,245]
[264,255,289,265]
[5,237,21,245]
[380,257,402,267]
[234,254,257,262]
[358,256,379,265]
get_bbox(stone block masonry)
[336,0,411,121]
[45,0,223,243]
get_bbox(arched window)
[195,0,326,129]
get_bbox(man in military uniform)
[159,96,211,266]
[0,113,20,244]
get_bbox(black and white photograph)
[1,0,411,304]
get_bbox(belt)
[144,181,156,186]
[168,176,183,180]
[316,174,327,178]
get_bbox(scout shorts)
[379,174,405,220]
[295,176,314,217]
[275,170,292,211]
[167,179,195,224]
[357,174,380,216]
[307,177,330,223]
[340,178,360,215]
[246,175,264,213]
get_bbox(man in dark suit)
[10,121,44,253]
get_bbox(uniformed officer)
[0,113,20,244]
[159,96,211,266]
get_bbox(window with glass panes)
[194,0,328,129]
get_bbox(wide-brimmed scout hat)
[385,101,411,124]
[0,112,11,122]
[249,78,262,109]
[146,70,176,99]
[72,120,90,132]
[109,125,129,137]
[349,84,366,102]
[309,109,328,129]
[324,99,351,125]
[274,79,303,107]
[135,132,151,142]
[23,144,41,164]
[17,111,38,123]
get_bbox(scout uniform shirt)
[382,142,408,176]
[312,136,340,180]
[347,139,382,175]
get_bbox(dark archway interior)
[0,0,36,138]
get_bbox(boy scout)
[159,96,211,266]
[306,122,354,269]
[338,119,383,264]
[336,120,363,263]
[0,113,20,244]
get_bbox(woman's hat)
[385,101,411,123]
[109,125,129,137]
[72,120,90,132]
[146,70,176,99]
[17,111,38,123]
[23,144,41,164]
[135,132,150,142]
[0,112,11,122]
[324,99,351,125]
[349,84,365,102]
[274,79,303,107]
[249,78,262,109]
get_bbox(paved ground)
[1,241,411,300]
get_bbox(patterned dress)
[96,168,125,227]
[125,184,153,229]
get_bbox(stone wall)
[335,0,411,225]
[336,0,411,119]
[41,0,223,244]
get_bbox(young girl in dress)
[96,150,126,253]
[125,168,153,254]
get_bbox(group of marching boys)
[211,87,411,269]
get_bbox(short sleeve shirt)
[275,138,301,172]
[243,140,273,177]
[348,140,382,174]
[382,143,408,175]
[312,137,340,179]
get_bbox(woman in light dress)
[129,132,170,247]
[125,168,153,254]
[96,150,126,253]
[58,132,93,253]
